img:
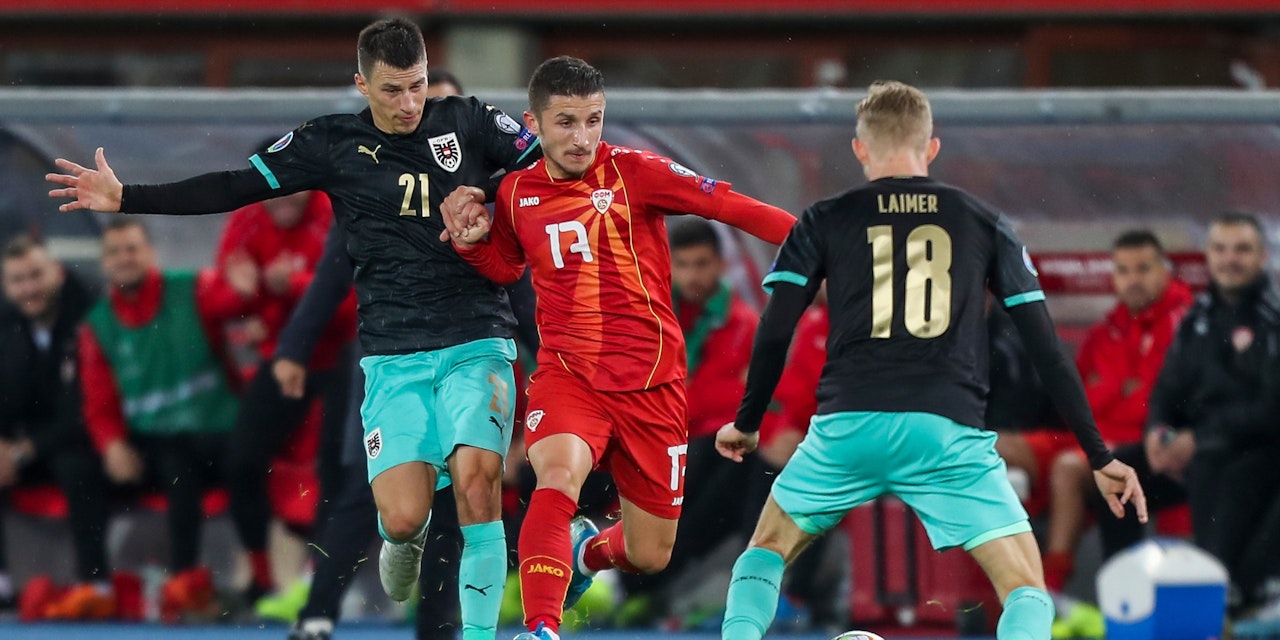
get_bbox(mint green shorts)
[359,338,517,487]
[771,411,1030,551]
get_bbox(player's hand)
[46,147,124,213]
[104,439,144,484]
[1160,430,1196,481]
[272,358,307,399]
[1094,458,1148,523]
[438,186,489,245]
[715,422,760,462]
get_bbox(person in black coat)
[0,233,112,617]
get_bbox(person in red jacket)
[79,218,255,621]
[1038,230,1191,635]
[215,184,358,606]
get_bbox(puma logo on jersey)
[357,144,382,164]
[525,563,565,577]
[519,196,540,208]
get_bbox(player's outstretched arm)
[710,192,795,244]
[46,147,123,213]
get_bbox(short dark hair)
[428,69,463,94]
[357,18,426,79]
[2,233,46,262]
[1211,211,1266,240]
[528,56,604,116]
[102,217,150,242]
[669,218,721,255]
[1112,229,1165,255]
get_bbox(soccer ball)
[831,632,886,640]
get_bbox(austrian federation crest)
[428,132,462,172]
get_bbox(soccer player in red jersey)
[439,56,795,640]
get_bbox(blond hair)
[855,81,933,151]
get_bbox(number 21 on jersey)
[867,224,952,339]
[398,173,430,217]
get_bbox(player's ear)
[354,73,369,97]
[925,137,941,163]
[523,111,540,136]
[852,138,870,165]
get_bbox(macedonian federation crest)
[428,132,462,172]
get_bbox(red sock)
[248,550,273,591]
[581,522,642,574]
[1043,550,1074,593]
[518,488,576,633]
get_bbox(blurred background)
[2,1,1280,639]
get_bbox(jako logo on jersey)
[428,133,462,172]
[525,563,565,577]
[357,144,381,164]
[671,496,684,506]
[591,189,614,214]
[519,196,540,208]
[364,428,382,459]
[267,132,293,153]
[668,161,697,178]
[526,409,545,432]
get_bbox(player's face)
[101,226,157,291]
[526,93,605,180]
[356,61,428,135]
[1,248,63,321]
[671,244,724,305]
[1206,222,1267,294]
[1112,245,1169,313]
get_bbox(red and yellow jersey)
[461,141,789,391]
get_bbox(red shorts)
[1021,429,1079,517]
[524,367,688,519]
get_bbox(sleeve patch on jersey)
[515,136,541,164]
[495,112,521,135]
[266,131,293,153]
[1004,290,1046,308]
[249,154,281,190]
[698,177,719,194]
[668,161,698,178]
[1022,246,1039,277]
[762,270,808,293]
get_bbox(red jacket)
[759,302,828,447]
[79,268,250,454]
[1076,279,1193,445]
[215,192,356,371]
[679,289,759,439]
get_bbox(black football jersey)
[765,176,1044,428]
[248,97,542,356]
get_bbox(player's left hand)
[438,185,489,244]
[1094,458,1148,523]
[715,422,760,462]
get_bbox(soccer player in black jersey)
[714,81,1147,640]
[47,19,540,640]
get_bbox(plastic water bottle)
[141,562,165,622]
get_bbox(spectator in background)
[216,181,357,609]
[0,235,111,619]
[614,218,760,626]
[428,69,464,97]
[78,218,252,622]
[1110,212,1280,618]
[1047,230,1192,638]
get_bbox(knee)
[627,541,674,574]
[453,477,502,522]
[379,507,428,542]
[1048,453,1089,487]
[534,464,581,498]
